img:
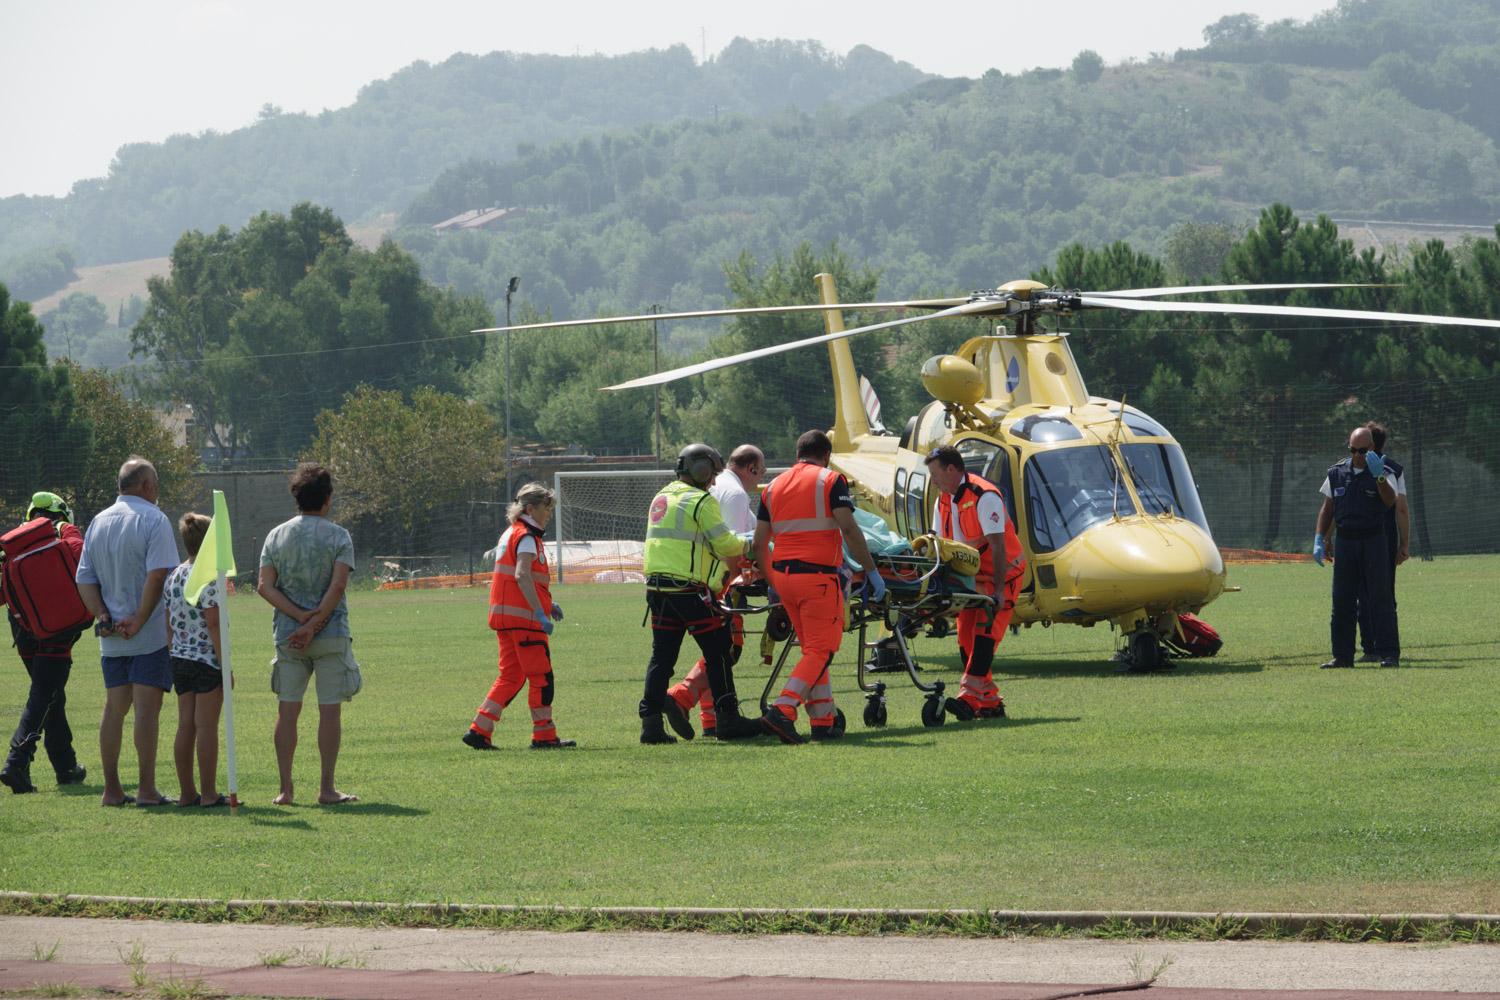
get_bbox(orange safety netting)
[1219,547,1314,564]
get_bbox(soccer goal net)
[553,468,788,583]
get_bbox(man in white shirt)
[76,457,182,807]
[663,444,765,739]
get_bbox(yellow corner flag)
[185,490,236,606]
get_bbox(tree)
[1248,62,1292,102]
[40,292,108,360]
[0,284,93,524]
[1198,205,1367,547]
[1202,13,1262,47]
[131,204,492,465]
[304,386,504,554]
[0,247,77,302]
[65,364,202,521]
[1164,222,1239,283]
[1071,50,1105,85]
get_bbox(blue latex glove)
[863,572,887,603]
[534,611,554,635]
[1365,452,1385,478]
[766,584,780,606]
[1312,534,1326,567]
[549,603,564,622]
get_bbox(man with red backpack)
[0,492,90,794]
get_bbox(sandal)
[201,794,230,807]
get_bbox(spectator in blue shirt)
[76,457,182,807]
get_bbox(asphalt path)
[0,915,1496,997]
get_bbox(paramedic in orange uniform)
[925,446,1025,720]
[464,482,574,750]
[754,430,885,744]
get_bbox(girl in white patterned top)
[164,512,228,807]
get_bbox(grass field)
[0,557,1496,915]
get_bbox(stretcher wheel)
[921,695,946,728]
[862,699,887,728]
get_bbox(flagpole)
[217,569,239,813]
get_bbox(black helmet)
[676,443,724,488]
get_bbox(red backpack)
[1164,612,1223,658]
[0,518,92,639]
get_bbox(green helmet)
[26,491,73,524]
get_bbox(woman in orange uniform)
[463,482,573,750]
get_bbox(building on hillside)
[431,206,529,233]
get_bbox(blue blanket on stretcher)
[841,510,978,595]
[740,510,978,595]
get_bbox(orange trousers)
[470,631,557,744]
[954,576,1021,712]
[767,570,844,729]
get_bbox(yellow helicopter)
[478,277,1500,667]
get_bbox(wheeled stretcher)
[733,535,995,730]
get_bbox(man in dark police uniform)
[1313,425,1398,668]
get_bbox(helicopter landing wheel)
[921,693,946,728]
[1125,629,1164,672]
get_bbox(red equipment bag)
[1164,612,1223,658]
[0,518,92,639]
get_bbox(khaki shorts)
[271,635,362,705]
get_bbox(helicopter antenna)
[1111,395,1127,521]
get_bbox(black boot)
[639,714,677,745]
[56,764,87,785]
[662,698,695,741]
[712,699,763,741]
[0,752,35,795]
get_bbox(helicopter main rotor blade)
[1076,295,1500,329]
[601,301,988,391]
[470,297,967,334]
[1081,282,1381,299]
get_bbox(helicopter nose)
[1066,518,1225,610]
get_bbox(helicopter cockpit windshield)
[1024,445,1134,553]
[1119,443,1211,535]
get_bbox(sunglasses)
[1349,446,1369,455]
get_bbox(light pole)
[651,305,661,461]
[504,275,519,501]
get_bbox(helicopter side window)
[907,470,928,534]
[1009,414,1083,443]
[1119,443,1211,535]
[1107,405,1171,438]
[893,468,909,538]
[1023,446,1135,553]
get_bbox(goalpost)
[552,467,786,583]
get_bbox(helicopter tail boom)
[816,272,872,449]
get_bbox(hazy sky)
[4,0,1327,198]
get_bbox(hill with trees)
[0,40,929,268]
[396,0,1500,332]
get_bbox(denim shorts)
[101,645,172,691]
